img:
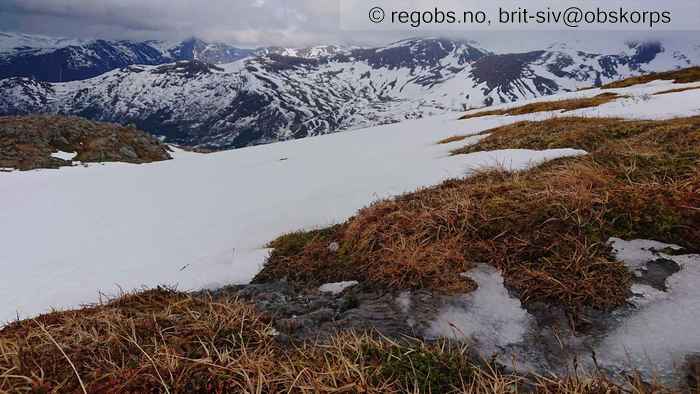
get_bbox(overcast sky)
[1,0,698,50]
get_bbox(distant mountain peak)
[0,33,253,82]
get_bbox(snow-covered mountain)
[0,33,252,82]
[1,36,699,149]
[254,45,347,59]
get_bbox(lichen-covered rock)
[0,115,171,170]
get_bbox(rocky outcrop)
[0,115,171,170]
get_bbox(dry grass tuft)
[459,108,509,120]
[600,67,700,89]
[438,135,473,144]
[256,222,477,294]
[653,85,700,96]
[1,289,275,392]
[0,289,680,393]
[459,93,620,120]
[257,116,700,313]
[534,373,675,394]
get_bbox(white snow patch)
[427,264,532,355]
[598,238,700,383]
[50,151,77,161]
[319,281,359,294]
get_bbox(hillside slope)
[1,70,698,322]
[1,70,699,390]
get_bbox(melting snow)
[427,264,532,355]
[598,238,700,383]
[609,237,683,272]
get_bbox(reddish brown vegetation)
[600,66,700,89]
[0,289,677,393]
[653,85,700,96]
[459,93,620,120]
[257,116,700,313]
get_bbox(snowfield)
[0,117,583,324]
[0,79,699,328]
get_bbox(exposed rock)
[204,282,435,341]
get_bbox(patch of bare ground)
[600,66,700,89]
[0,289,677,393]
[0,115,171,170]
[459,93,621,120]
[256,116,700,314]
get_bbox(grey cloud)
[0,0,697,49]
[0,0,345,45]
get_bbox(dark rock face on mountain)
[0,115,171,170]
[471,51,559,100]
[166,37,253,65]
[0,37,698,150]
[0,34,252,82]
[344,38,488,69]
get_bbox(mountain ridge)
[0,33,254,82]
[1,35,699,149]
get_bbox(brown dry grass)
[600,67,700,89]
[0,288,463,393]
[535,375,674,394]
[653,86,700,96]
[459,93,620,120]
[256,116,700,313]
[0,289,679,393]
[438,135,472,144]
[459,108,509,120]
